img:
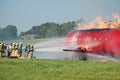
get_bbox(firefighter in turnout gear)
[0,43,3,58]
[28,44,34,59]
[14,43,20,58]
[18,42,22,57]
[7,43,12,57]
[10,43,15,57]
[12,43,15,50]
[25,43,30,58]
[0,43,4,58]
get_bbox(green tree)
[61,21,76,36]
[19,21,76,38]
[2,25,17,40]
[45,23,60,37]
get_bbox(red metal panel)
[64,28,120,57]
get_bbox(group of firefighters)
[0,42,34,59]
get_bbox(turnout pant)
[0,52,2,58]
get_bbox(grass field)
[0,59,120,80]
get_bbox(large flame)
[83,45,88,50]
[77,13,120,30]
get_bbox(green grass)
[0,59,120,80]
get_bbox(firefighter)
[12,43,15,50]
[29,44,34,59]
[1,43,4,57]
[25,43,30,58]
[14,43,20,58]
[3,44,7,57]
[2,43,4,53]
[0,43,2,58]
[18,42,22,57]
[10,43,16,57]
[7,43,12,57]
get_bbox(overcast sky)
[0,0,120,34]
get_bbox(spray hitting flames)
[77,13,120,30]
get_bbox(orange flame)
[77,13,120,30]
[83,45,88,49]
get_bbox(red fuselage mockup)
[64,28,120,57]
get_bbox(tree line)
[0,21,80,40]
[0,25,17,40]
[19,21,76,38]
